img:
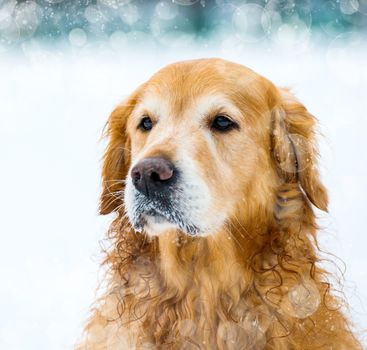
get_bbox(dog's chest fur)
[97,233,290,349]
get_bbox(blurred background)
[0,0,367,54]
[0,0,366,349]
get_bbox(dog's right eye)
[210,115,238,132]
[138,116,153,131]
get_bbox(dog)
[76,58,362,349]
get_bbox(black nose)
[131,157,176,197]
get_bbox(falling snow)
[0,0,367,349]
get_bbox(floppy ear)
[99,93,139,215]
[271,89,328,212]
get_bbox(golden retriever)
[76,58,362,349]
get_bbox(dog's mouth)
[131,196,199,236]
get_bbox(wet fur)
[76,59,362,349]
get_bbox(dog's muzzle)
[127,157,199,235]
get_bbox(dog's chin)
[140,213,178,236]
[131,208,201,237]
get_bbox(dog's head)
[100,59,327,237]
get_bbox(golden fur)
[76,59,362,349]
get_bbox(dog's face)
[100,59,327,237]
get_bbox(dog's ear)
[271,89,328,212]
[99,92,139,215]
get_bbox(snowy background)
[0,0,367,349]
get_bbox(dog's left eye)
[138,116,153,131]
[211,115,237,132]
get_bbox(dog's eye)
[211,115,237,132]
[138,116,153,131]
